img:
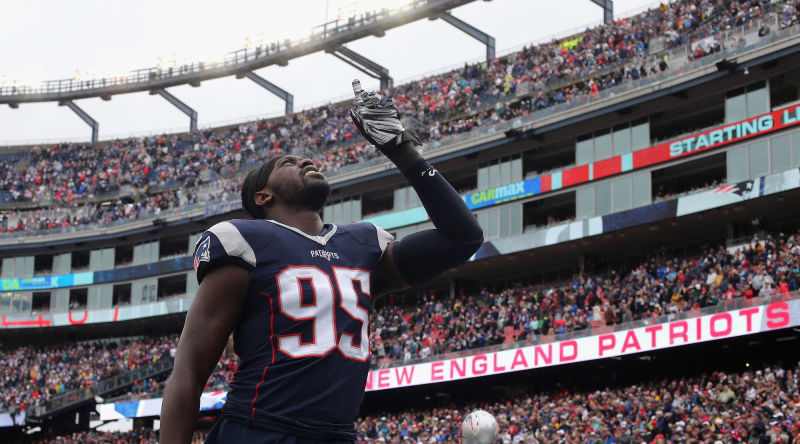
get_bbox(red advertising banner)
[633,103,800,169]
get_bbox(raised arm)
[348,80,483,295]
[160,265,249,444]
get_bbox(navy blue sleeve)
[194,221,257,284]
[391,160,483,285]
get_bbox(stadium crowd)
[368,230,800,367]
[0,189,201,234]
[353,361,800,443]
[0,178,240,235]
[2,228,797,416]
[0,335,177,414]
[27,429,206,444]
[21,361,800,443]
[2,0,798,235]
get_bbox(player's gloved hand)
[349,79,422,149]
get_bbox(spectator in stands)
[3,0,798,235]
[353,361,800,443]
[0,335,177,414]
[2,228,799,432]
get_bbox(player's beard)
[295,177,331,212]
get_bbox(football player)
[161,80,484,444]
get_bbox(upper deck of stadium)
[1,2,800,434]
[1,1,798,244]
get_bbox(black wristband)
[381,140,424,173]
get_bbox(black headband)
[241,154,287,219]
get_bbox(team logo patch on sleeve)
[194,237,211,270]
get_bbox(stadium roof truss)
[0,0,614,142]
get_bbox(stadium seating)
[23,361,800,442]
[2,0,797,235]
[0,336,177,414]
[371,230,800,366]
[3,2,800,442]
[353,361,800,442]
[4,229,796,415]
[26,428,206,444]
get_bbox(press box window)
[34,254,53,275]
[158,274,188,300]
[32,292,51,313]
[523,193,575,230]
[115,244,133,267]
[159,234,189,259]
[69,288,88,309]
[113,283,132,306]
[72,250,90,270]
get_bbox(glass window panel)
[631,172,651,208]
[332,203,342,224]
[500,161,511,185]
[12,293,31,314]
[477,167,489,190]
[576,139,594,165]
[595,181,612,216]
[511,158,523,182]
[477,212,490,238]
[405,188,415,209]
[0,293,10,314]
[793,130,800,167]
[613,127,632,156]
[488,209,499,239]
[489,164,500,188]
[594,132,612,161]
[510,204,522,235]
[725,94,746,124]
[576,187,594,219]
[11,293,21,314]
[612,176,632,213]
[500,205,511,238]
[352,199,361,220]
[631,122,650,150]
[727,146,748,183]
[771,134,792,174]
[746,86,769,118]
[393,188,405,211]
[408,189,420,208]
[323,205,332,222]
[748,140,769,178]
[342,201,353,223]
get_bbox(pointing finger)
[352,79,366,106]
[352,79,363,96]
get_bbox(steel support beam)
[590,0,614,24]
[58,100,98,144]
[151,89,197,132]
[438,12,495,61]
[327,46,393,91]
[238,72,294,115]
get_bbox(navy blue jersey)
[193,219,393,440]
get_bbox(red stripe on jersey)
[251,365,269,418]
[260,292,277,365]
[251,292,276,417]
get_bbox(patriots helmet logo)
[194,236,211,270]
